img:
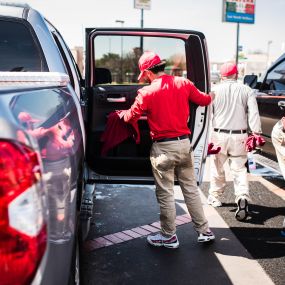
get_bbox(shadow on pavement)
[200,181,285,285]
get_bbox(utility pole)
[134,0,151,55]
[266,40,273,67]
[235,22,240,66]
[140,9,144,54]
[115,20,125,83]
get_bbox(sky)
[15,0,285,63]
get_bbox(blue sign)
[225,12,254,24]
[223,0,255,24]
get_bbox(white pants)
[272,120,285,179]
[209,131,249,202]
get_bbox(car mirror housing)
[244,75,258,89]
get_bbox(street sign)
[134,0,151,10]
[222,0,255,24]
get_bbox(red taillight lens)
[0,140,47,285]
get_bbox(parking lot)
[80,158,285,285]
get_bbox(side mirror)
[243,75,258,88]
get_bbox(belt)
[214,128,247,134]
[153,134,189,143]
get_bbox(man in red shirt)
[123,51,215,249]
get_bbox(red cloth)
[245,134,266,152]
[101,110,140,156]
[207,143,221,155]
[123,74,212,140]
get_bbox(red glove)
[254,134,265,147]
[207,143,221,155]
[245,135,256,152]
[245,134,265,152]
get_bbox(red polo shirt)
[123,74,212,140]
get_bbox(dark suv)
[244,53,285,159]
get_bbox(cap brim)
[137,70,145,81]
[137,60,166,80]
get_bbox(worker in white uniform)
[271,117,285,236]
[207,62,262,221]
[272,117,285,179]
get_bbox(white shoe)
[197,229,215,243]
[207,195,222,207]
[147,233,179,249]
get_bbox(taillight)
[0,140,47,285]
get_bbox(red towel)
[207,142,221,155]
[100,110,140,156]
[245,134,265,152]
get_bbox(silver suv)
[0,3,85,285]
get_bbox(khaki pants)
[209,131,249,202]
[150,138,209,237]
[272,120,285,179]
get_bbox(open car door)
[85,28,211,184]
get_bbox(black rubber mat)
[81,184,233,285]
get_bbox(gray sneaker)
[207,195,222,207]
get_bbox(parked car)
[244,53,285,159]
[1,3,213,285]
[0,3,85,285]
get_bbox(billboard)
[134,0,151,10]
[222,0,255,24]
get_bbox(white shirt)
[211,79,262,133]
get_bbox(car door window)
[265,60,285,90]
[47,19,83,98]
[0,19,48,71]
[94,35,186,85]
[85,29,210,181]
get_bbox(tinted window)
[0,20,48,71]
[265,60,285,90]
[94,35,186,85]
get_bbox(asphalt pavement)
[80,158,285,285]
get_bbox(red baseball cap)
[138,51,165,80]
[220,62,238,77]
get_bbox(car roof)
[270,53,285,68]
[0,2,31,19]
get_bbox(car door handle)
[139,116,147,120]
[106,97,126,103]
[278,101,285,108]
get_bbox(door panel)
[86,84,152,176]
[9,86,84,284]
[85,28,210,182]
[256,58,285,156]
